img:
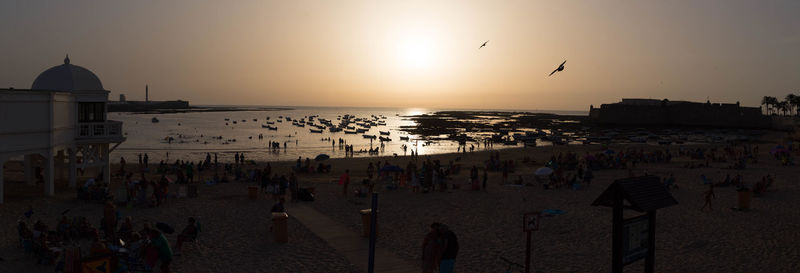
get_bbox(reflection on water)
[111,106,583,163]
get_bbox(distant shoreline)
[120,106,295,114]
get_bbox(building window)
[78,102,105,122]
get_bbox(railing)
[76,120,123,139]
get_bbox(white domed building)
[0,56,125,203]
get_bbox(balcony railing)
[76,120,123,139]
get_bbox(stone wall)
[589,100,770,128]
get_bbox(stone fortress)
[589,98,770,128]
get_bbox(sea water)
[110,106,586,164]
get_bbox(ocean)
[110,106,588,164]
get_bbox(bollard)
[248,186,258,200]
[360,209,373,237]
[272,212,289,243]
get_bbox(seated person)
[174,217,199,255]
[271,198,286,213]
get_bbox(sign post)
[523,212,540,273]
[592,176,677,273]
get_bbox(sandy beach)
[2,135,800,272]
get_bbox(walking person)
[438,224,459,273]
[701,184,716,211]
[339,169,350,197]
[422,222,444,273]
[482,169,488,191]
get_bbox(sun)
[395,38,437,71]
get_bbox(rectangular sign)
[523,212,540,232]
[622,214,649,265]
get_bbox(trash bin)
[248,186,258,200]
[360,209,374,237]
[738,190,752,210]
[272,212,289,243]
[188,184,198,198]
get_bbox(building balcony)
[76,120,125,141]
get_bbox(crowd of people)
[15,205,199,273]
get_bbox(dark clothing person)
[439,226,458,273]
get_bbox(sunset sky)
[1,0,798,110]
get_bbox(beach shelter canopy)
[535,167,553,176]
[592,175,678,212]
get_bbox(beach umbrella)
[535,167,553,176]
[380,165,404,173]
[314,154,330,161]
[156,222,175,235]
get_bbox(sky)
[1,0,799,111]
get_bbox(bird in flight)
[549,60,566,76]
[479,40,489,49]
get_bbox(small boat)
[266,121,275,124]
[379,131,390,136]
[363,134,377,139]
[356,128,367,133]
[151,117,159,123]
[399,136,409,141]
[310,128,323,133]
[253,119,257,122]
[224,118,230,121]
[329,127,342,132]
[267,126,278,131]
[232,121,237,124]
[379,136,391,142]
[344,130,357,134]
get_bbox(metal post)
[645,210,656,273]
[612,191,623,273]
[525,231,532,273]
[368,192,378,273]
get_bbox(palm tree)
[789,93,800,116]
[785,94,797,115]
[777,101,789,116]
[762,96,771,115]
[762,96,778,115]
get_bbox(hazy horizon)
[2,1,799,110]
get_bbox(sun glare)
[395,38,437,72]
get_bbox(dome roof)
[31,55,104,91]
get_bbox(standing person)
[234,152,240,165]
[214,153,218,167]
[702,184,716,211]
[482,169,488,191]
[438,225,459,273]
[289,173,299,202]
[148,228,173,273]
[367,162,374,180]
[422,222,443,273]
[120,156,126,174]
[339,169,350,197]
[138,154,143,168]
[240,153,245,164]
[143,153,149,169]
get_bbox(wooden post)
[612,191,623,273]
[645,210,656,273]
[525,231,532,273]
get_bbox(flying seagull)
[549,60,566,76]
[479,40,489,49]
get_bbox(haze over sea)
[112,106,588,163]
